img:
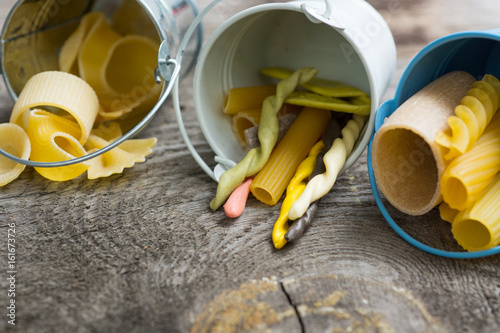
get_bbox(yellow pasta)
[250,108,331,205]
[10,71,99,144]
[58,12,103,76]
[452,173,500,251]
[27,110,90,181]
[85,134,157,179]
[232,108,261,145]
[440,111,500,210]
[0,124,31,187]
[288,115,367,220]
[435,74,500,161]
[77,13,122,97]
[223,85,276,114]
[438,202,459,224]
[272,141,325,249]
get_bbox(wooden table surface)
[1,0,500,332]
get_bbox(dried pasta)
[452,173,500,251]
[27,110,90,181]
[232,108,261,145]
[440,111,500,210]
[223,85,276,114]
[210,68,319,211]
[261,67,367,98]
[251,108,331,206]
[272,140,325,249]
[439,202,459,224]
[435,74,500,161]
[0,124,31,187]
[10,71,99,144]
[60,12,161,120]
[288,115,367,220]
[85,133,157,179]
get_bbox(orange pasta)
[250,108,331,205]
[223,85,276,114]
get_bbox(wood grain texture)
[0,0,500,332]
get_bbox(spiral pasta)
[272,141,325,249]
[435,74,500,161]
[288,115,367,220]
[210,68,319,211]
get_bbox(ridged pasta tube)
[440,111,500,210]
[435,74,500,160]
[288,115,367,220]
[210,68,319,211]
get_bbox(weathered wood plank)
[0,0,499,332]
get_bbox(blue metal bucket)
[368,30,500,258]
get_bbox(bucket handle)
[0,52,181,168]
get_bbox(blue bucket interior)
[369,30,500,258]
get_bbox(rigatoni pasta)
[440,111,500,210]
[452,173,500,251]
[250,108,331,206]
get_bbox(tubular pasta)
[251,108,331,206]
[210,68,319,211]
[232,108,261,145]
[0,124,31,187]
[288,115,367,220]
[271,140,326,249]
[10,71,99,144]
[435,74,500,160]
[223,85,276,114]
[27,110,90,181]
[438,202,459,224]
[85,133,157,179]
[452,173,500,251]
[440,111,500,210]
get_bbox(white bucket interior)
[194,5,373,166]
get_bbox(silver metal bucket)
[0,0,202,167]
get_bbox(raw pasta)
[27,110,90,181]
[232,108,261,145]
[10,71,99,144]
[272,140,325,249]
[210,68,319,211]
[261,67,367,98]
[223,85,276,114]
[251,108,331,206]
[435,74,500,161]
[288,115,367,220]
[452,173,500,251]
[440,111,500,210]
[284,91,370,116]
[0,124,31,187]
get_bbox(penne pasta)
[440,111,500,210]
[251,108,331,206]
[452,173,500,251]
[223,85,276,114]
